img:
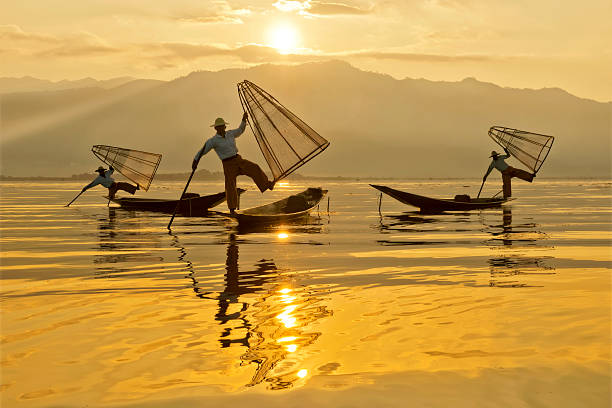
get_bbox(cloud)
[0,25,120,58]
[308,1,374,15]
[0,25,59,45]
[0,25,510,72]
[273,1,309,12]
[345,50,495,62]
[37,43,121,58]
[133,41,502,71]
[175,1,251,24]
[273,1,374,16]
[139,42,315,67]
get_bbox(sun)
[268,24,299,54]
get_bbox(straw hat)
[490,150,499,157]
[211,117,229,127]
[96,166,105,172]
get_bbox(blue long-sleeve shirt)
[83,168,114,191]
[194,120,247,161]
[484,154,510,178]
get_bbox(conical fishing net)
[488,126,554,174]
[92,145,162,191]
[237,80,329,181]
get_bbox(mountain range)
[1,61,610,178]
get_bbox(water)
[1,179,610,407]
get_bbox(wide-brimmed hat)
[95,166,105,172]
[490,150,499,157]
[210,117,229,127]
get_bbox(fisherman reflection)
[96,207,119,258]
[213,232,332,389]
[216,233,278,348]
[490,207,513,247]
[94,207,162,268]
[486,207,554,287]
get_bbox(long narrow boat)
[217,187,327,224]
[371,184,509,212]
[109,189,245,216]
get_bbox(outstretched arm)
[228,112,248,138]
[483,161,494,181]
[81,179,99,192]
[192,139,214,170]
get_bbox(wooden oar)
[477,178,486,199]
[65,191,84,207]
[167,168,196,229]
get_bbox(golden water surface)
[1,179,610,407]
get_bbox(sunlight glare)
[268,24,299,54]
[297,369,308,378]
[276,305,297,328]
[277,336,298,343]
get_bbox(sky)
[1,0,611,101]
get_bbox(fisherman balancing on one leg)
[192,112,274,214]
[483,148,535,198]
[82,166,139,199]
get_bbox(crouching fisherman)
[82,166,139,199]
[483,149,534,198]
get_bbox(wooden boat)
[371,184,509,212]
[108,189,245,215]
[217,187,327,224]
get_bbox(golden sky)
[1,0,611,101]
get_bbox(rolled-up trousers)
[108,182,137,198]
[501,166,534,198]
[222,155,270,210]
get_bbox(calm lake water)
[1,179,610,407]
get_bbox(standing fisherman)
[81,166,139,199]
[483,148,534,198]
[192,113,274,213]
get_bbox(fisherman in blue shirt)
[81,166,138,199]
[192,112,274,213]
[483,148,534,198]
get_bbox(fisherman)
[483,148,534,198]
[192,112,274,213]
[81,166,139,199]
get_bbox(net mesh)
[488,126,554,174]
[237,80,329,181]
[92,145,162,191]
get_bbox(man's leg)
[223,160,240,211]
[108,183,119,199]
[509,167,534,183]
[502,172,512,198]
[237,157,272,193]
[115,182,138,195]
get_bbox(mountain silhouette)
[1,61,609,177]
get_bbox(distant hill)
[1,61,610,178]
[0,76,142,94]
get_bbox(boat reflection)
[231,214,327,236]
[94,207,164,272]
[373,207,555,288]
